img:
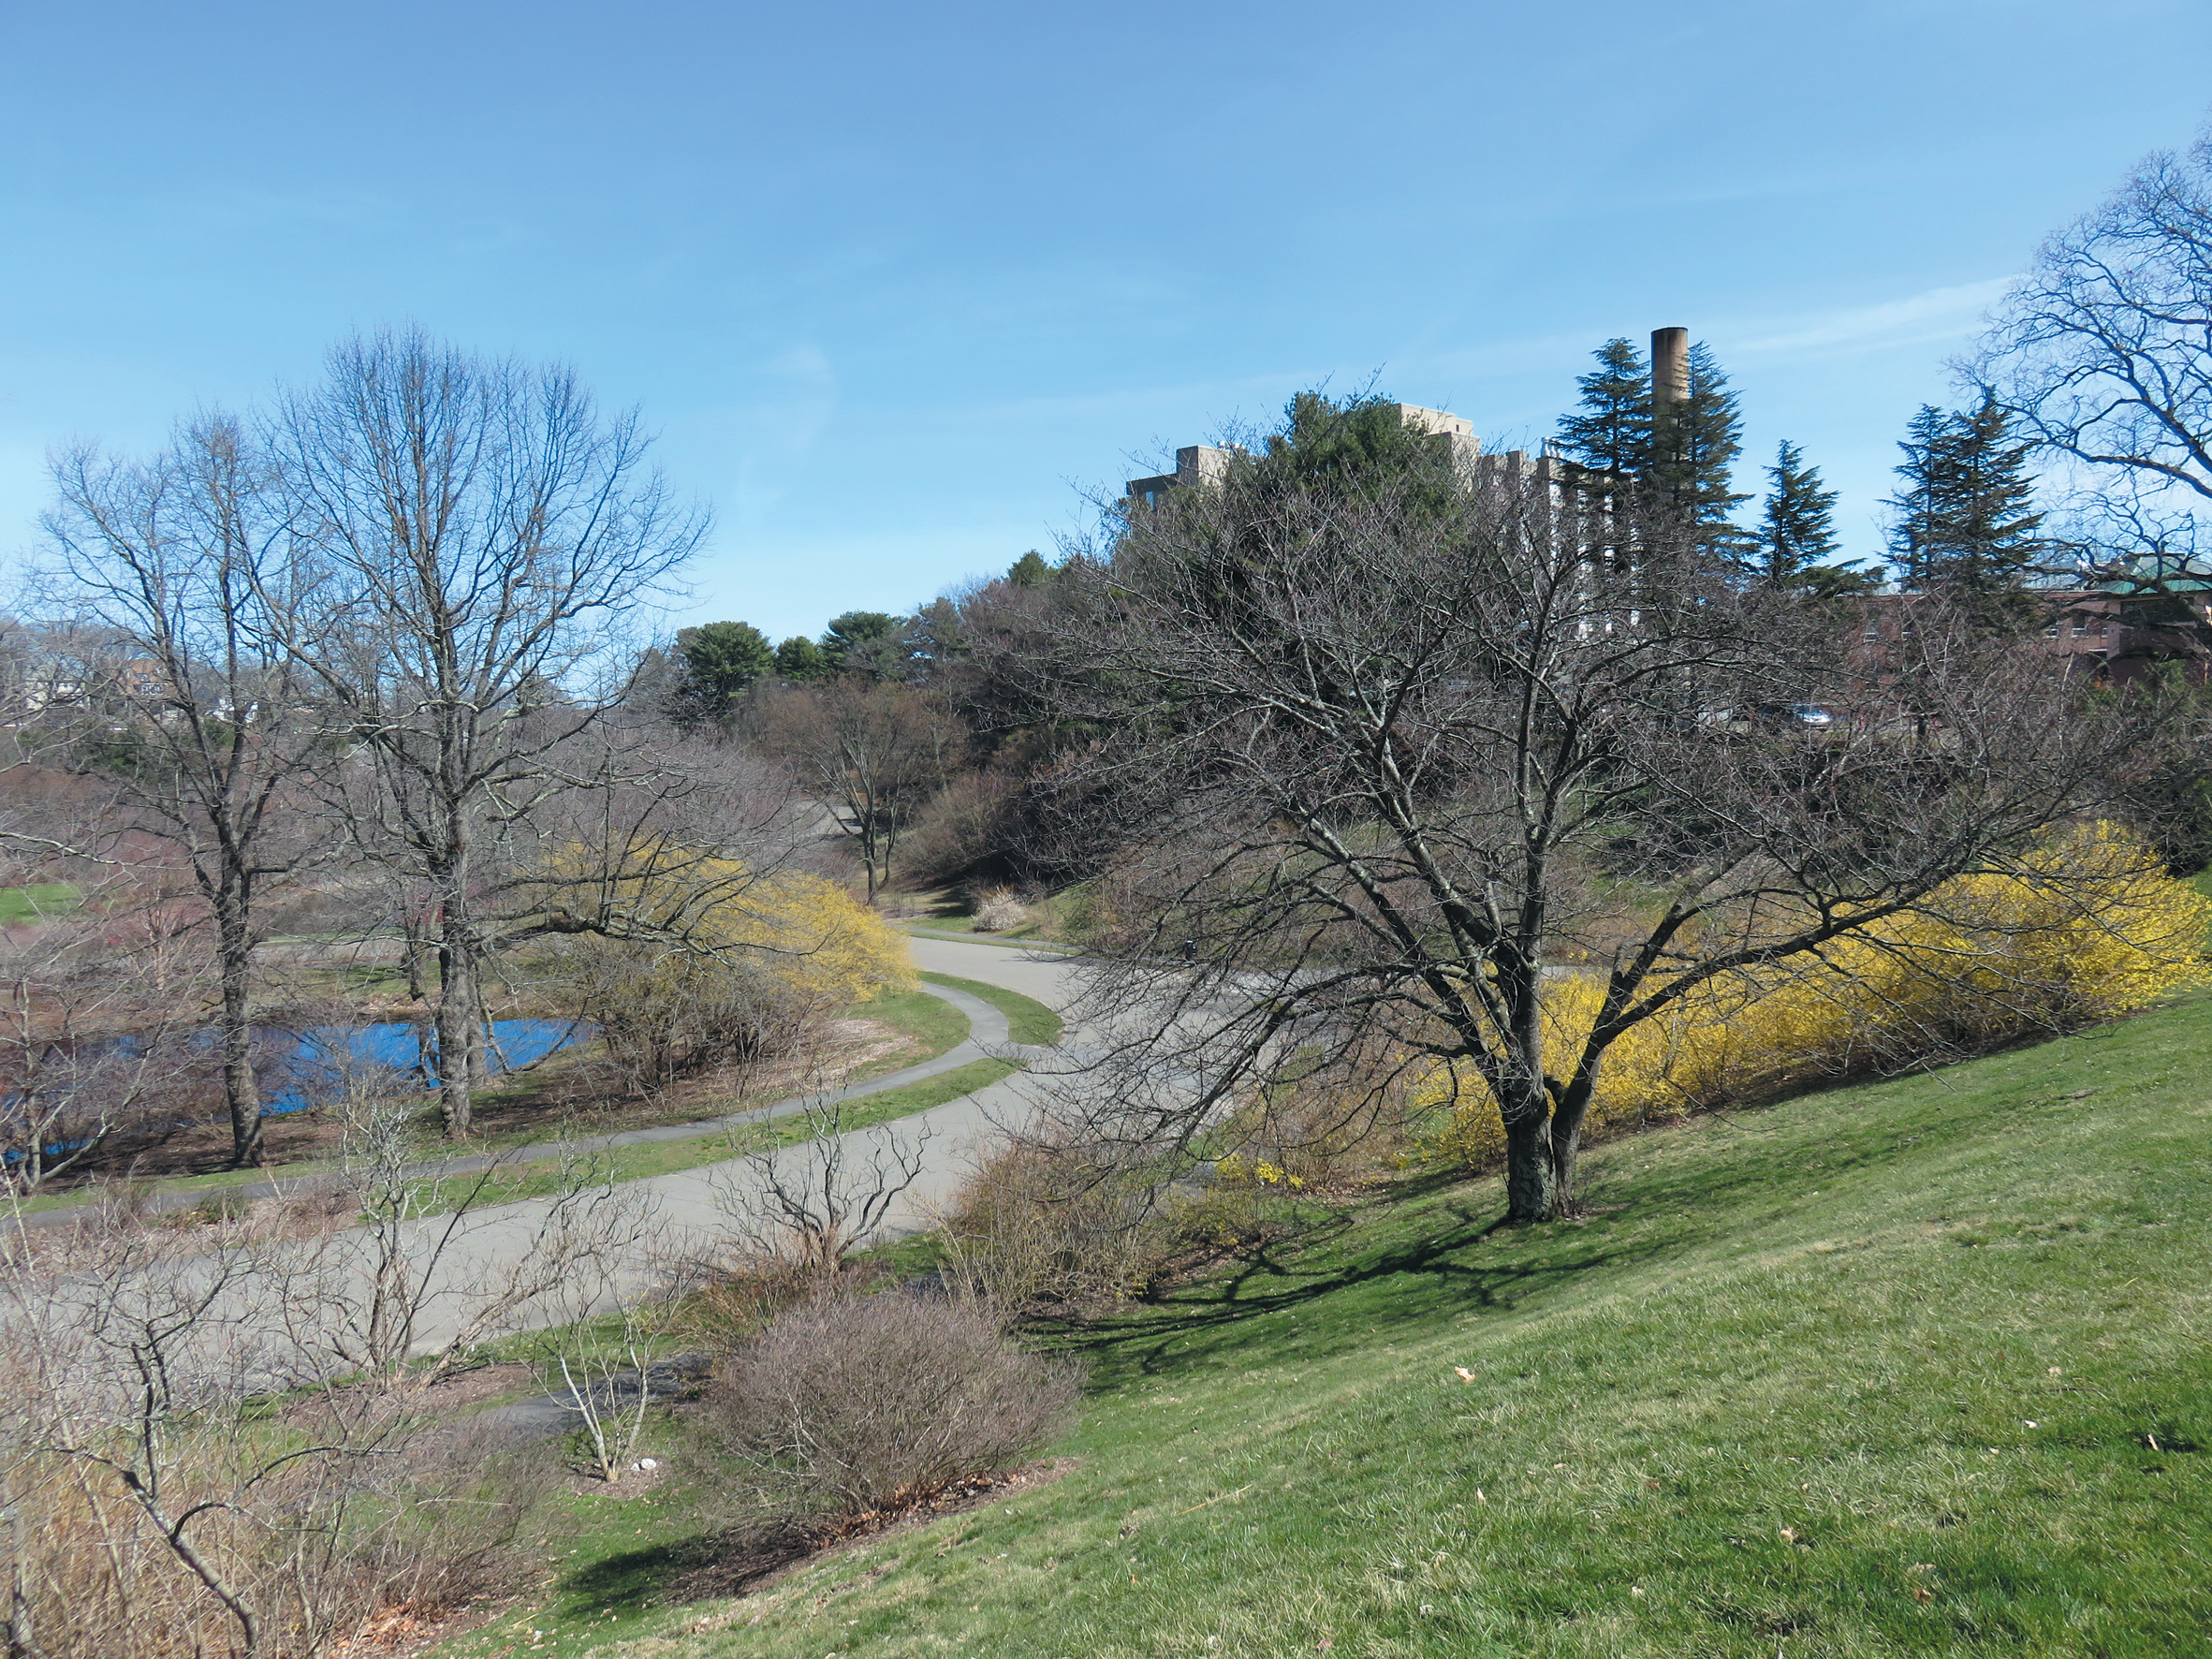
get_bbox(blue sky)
[4,1,2207,641]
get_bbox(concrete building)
[1125,403,1575,506]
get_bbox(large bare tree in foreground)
[1026,407,2136,1222]
[270,329,707,1135]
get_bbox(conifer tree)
[775,634,828,681]
[1752,440,1840,587]
[1553,338,1651,476]
[1885,398,2046,628]
[1942,396,2046,591]
[1884,404,1957,591]
[667,620,773,724]
[1651,341,1751,559]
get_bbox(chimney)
[1650,327,1689,414]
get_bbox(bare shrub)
[700,1291,1079,1529]
[969,887,1028,933]
[657,1245,844,1354]
[558,936,817,1095]
[0,1209,551,1658]
[534,1208,681,1482]
[1207,1054,1417,1194]
[710,1099,932,1282]
[931,1137,1166,1310]
[0,1402,548,1657]
[0,895,212,1189]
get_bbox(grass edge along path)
[919,969,1064,1046]
[19,972,1061,1223]
[430,1056,1026,1211]
[452,989,2212,1659]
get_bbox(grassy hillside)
[445,990,2212,1659]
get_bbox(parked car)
[1757,701,1833,729]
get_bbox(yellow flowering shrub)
[1213,1154,1307,1191]
[1424,822,2212,1167]
[540,848,911,1092]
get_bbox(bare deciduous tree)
[1971,126,2212,557]
[269,328,707,1135]
[764,679,963,902]
[37,415,333,1165]
[1020,416,2135,1224]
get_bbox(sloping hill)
[466,991,2212,1659]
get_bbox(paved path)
[320,937,1089,1356]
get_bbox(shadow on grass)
[1042,1185,1669,1381]
[1046,1021,2156,1385]
[566,1538,703,1615]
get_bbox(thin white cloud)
[1729,277,2019,358]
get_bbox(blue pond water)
[1,1019,590,1162]
[261,1018,589,1114]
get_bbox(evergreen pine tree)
[1651,341,1751,559]
[1885,399,2046,628]
[1942,397,2045,593]
[667,620,773,724]
[1552,339,1651,476]
[1007,550,1053,588]
[1884,404,1957,591]
[774,635,828,681]
[820,610,902,673]
[1752,440,1840,587]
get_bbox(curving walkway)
[343,937,1086,1352]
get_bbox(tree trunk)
[1502,1092,1555,1224]
[216,906,262,1168]
[435,929,475,1138]
[466,985,490,1089]
[1545,1067,1599,1221]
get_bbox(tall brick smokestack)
[1650,327,1689,415]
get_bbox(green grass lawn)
[0,882,81,923]
[919,970,1064,1047]
[848,985,973,1079]
[446,989,2212,1659]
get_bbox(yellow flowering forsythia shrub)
[1426,823,2212,1167]
[1212,1154,1307,1191]
[545,850,912,1091]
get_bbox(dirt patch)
[670,1458,1081,1604]
[323,1592,526,1659]
[563,1455,679,1499]
[418,1362,540,1412]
